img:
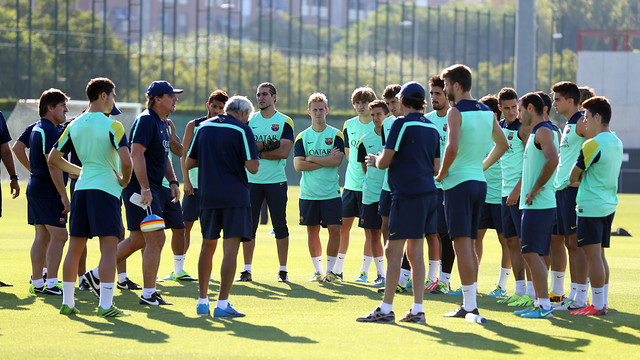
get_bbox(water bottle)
[465,313,486,323]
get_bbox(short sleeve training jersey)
[554,111,585,191]
[380,115,396,192]
[500,119,525,197]
[27,118,63,196]
[187,114,259,209]
[425,110,448,190]
[294,125,345,200]
[385,112,439,198]
[247,110,294,184]
[519,121,558,210]
[128,108,170,189]
[187,116,208,189]
[575,132,623,217]
[343,116,375,191]
[440,100,493,191]
[0,112,10,145]
[56,112,128,199]
[357,130,384,205]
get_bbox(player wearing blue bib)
[436,65,508,319]
[550,81,594,311]
[187,96,260,318]
[569,96,622,316]
[238,83,294,283]
[26,89,70,296]
[514,93,559,319]
[294,93,345,282]
[337,87,377,281]
[478,95,511,298]
[355,100,389,286]
[357,81,439,324]
[180,89,228,283]
[0,111,20,287]
[496,87,534,307]
[49,78,133,317]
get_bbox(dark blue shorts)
[479,202,503,233]
[161,186,185,229]
[444,181,486,239]
[299,198,342,226]
[577,213,615,248]
[359,202,382,230]
[182,189,200,222]
[501,196,523,238]
[250,182,289,239]
[27,193,67,228]
[200,207,252,242]
[69,178,77,200]
[342,189,363,218]
[436,189,448,234]
[520,208,555,256]
[378,190,392,217]
[389,194,437,240]
[69,190,121,238]
[555,187,578,235]
[122,185,163,232]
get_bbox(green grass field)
[1,184,639,359]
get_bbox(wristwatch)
[9,174,18,181]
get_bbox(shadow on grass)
[484,318,590,353]
[549,309,640,345]
[0,291,36,311]
[66,314,171,344]
[216,318,318,344]
[249,281,346,302]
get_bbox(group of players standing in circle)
[0,62,622,323]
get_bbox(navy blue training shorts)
[555,187,578,235]
[444,180,486,240]
[389,194,437,240]
[182,188,200,223]
[299,198,342,226]
[501,196,522,238]
[577,213,615,248]
[200,207,252,242]
[378,189,392,217]
[342,189,363,218]
[359,202,382,230]
[70,189,121,238]
[480,202,503,233]
[250,182,289,239]
[520,208,555,256]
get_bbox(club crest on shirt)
[508,132,514,140]
[443,124,448,132]
[271,124,279,131]
[325,137,333,145]
[565,126,571,133]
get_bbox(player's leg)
[426,233,440,289]
[43,224,68,290]
[266,182,289,281]
[322,198,342,281]
[239,183,264,281]
[301,199,323,280]
[61,236,88,312]
[139,229,168,304]
[30,225,49,291]
[549,233,567,301]
[406,237,426,308]
[96,235,126,316]
[196,208,220,315]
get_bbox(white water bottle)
[465,313,486,323]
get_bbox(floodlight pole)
[514,0,535,95]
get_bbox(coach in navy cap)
[146,80,183,98]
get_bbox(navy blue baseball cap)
[146,80,183,98]
[398,81,426,102]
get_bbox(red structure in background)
[577,29,640,51]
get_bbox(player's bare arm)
[11,140,30,171]
[166,119,183,157]
[180,120,196,195]
[483,118,509,171]
[259,138,293,160]
[525,128,559,205]
[165,157,180,203]
[131,143,152,205]
[116,146,133,188]
[307,147,343,167]
[245,159,260,174]
[435,107,461,182]
[294,156,322,172]
[569,164,584,185]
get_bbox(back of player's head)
[208,89,229,105]
[535,91,552,116]
[351,87,377,104]
[551,81,580,106]
[520,92,544,116]
[308,92,328,108]
[582,96,611,124]
[86,77,115,102]
[224,96,254,115]
[368,99,389,114]
[498,87,518,104]
[382,84,401,99]
[479,95,501,120]
[257,82,277,96]
[428,75,445,89]
[39,88,69,117]
[579,86,596,105]
[399,81,426,110]
[441,64,472,93]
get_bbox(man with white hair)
[187,96,260,318]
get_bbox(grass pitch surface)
[1,184,639,359]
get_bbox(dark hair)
[257,82,276,95]
[86,77,115,102]
[479,95,501,120]
[382,84,401,99]
[498,87,518,104]
[535,91,552,116]
[351,86,377,104]
[401,96,426,111]
[208,89,229,105]
[428,75,444,89]
[441,64,472,92]
[579,86,596,105]
[368,99,389,114]
[551,81,580,106]
[39,88,69,117]
[520,92,544,116]
[582,96,611,124]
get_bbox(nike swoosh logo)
[390,232,396,236]
[571,226,576,229]
[540,308,553,317]
[595,292,602,294]
[577,238,584,242]
[556,276,562,279]
[522,244,528,249]
[142,298,159,305]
